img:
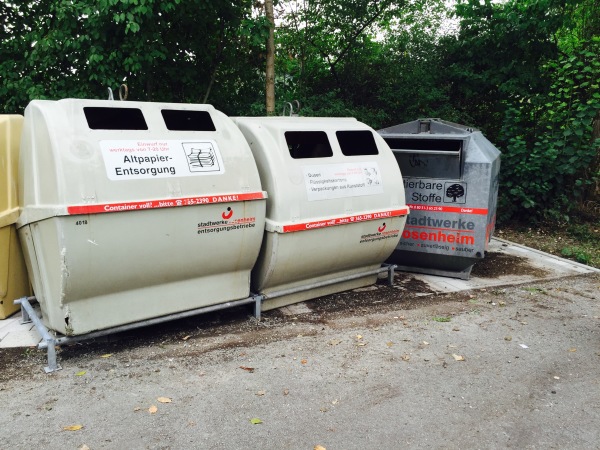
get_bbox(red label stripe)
[67,191,266,215]
[406,204,488,215]
[281,207,409,233]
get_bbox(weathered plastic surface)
[0,115,31,319]
[379,119,501,279]
[17,100,266,334]
[233,117,408,310]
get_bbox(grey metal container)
[378,119,500,279]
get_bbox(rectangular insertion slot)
[336,130,379,156]
[161,109,216,131]
[384,138,462,155]
[286,131,333,159]
[84,107,148,130]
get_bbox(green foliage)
[0,0,262,113]
[499,38,600,222]
[1,0,598,228]
[562,220,600,266]
[561,246,592,264]
[275,0,457,127]
[439,0,568,142]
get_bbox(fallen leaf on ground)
[100,354,112,358]
[504,336,512,341]
[283,389,289,396]
[182,335,191,341]
[356,335,363,340]
[149,405,158,414]
[315,446,326,450]
[157,397,172,403]
[250,418,263,424]
[63,424,83,431]
[452,354,465,361]
[422,341,429,346]
[386,342,394,347]
[75,371,86,376]
[133,407,141,412]
[568,348,577,352]
[256,390,266,396]
[78,445,90,450]
[239,366,255,373]
[301,359,308,364]
[329,339,341,346]
[401,354,410,361]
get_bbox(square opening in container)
[285,131,333,159]
[384,138,462,152]
[161,109,216,131]
[83,107,148,130]
[336,130,379,156]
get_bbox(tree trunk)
[265,0,275,115]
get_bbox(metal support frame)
[13,264,397,373]
[261,264,397,301]
[16,296,61,373]
[15,294,265,373]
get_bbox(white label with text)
[100,139,225,180]
[304,162,383,201]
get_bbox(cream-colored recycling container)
[232,117,409,310]
[17,100,266,335]
[1,115,31,319]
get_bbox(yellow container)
[0,115,30,319]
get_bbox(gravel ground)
[0,272,598,450]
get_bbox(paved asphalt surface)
[0,271,598,449]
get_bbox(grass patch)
[432,316,451,322]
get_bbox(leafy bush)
[498,38,600,223]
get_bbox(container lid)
[17,99,266,227]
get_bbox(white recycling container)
[233,117,409,310]
[17,99,266,335]
[0,115,31,319]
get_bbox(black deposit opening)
[384,138,462,152]
[83,107,148,130]
[161,109,216,131]
[336,130,379,156]
[285,131,333,159]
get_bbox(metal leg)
[14,297,63,373]
[44,338,61,373]
[253,295,262,320]
[18,297,32,324]
[387,264,396,286]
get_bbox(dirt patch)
[471,251,550,278]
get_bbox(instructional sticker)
[100,140,225,180]
[304,162,383,201]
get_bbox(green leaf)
[250,418,263,425]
